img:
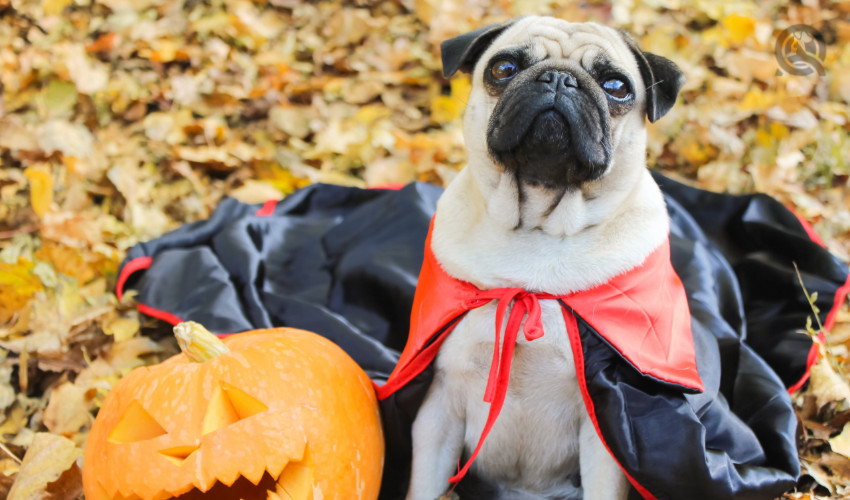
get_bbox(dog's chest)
[435,300,584,493]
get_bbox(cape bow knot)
[451,287,557,483]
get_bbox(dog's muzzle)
[487,67,612,189]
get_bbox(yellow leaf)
[254,163,311,194]
[24,166,53,218]
[450,75,472,103]
[755,123,789,147]
[680,141,716,165]
[830,423,850,459]
[142,39,188,63]
[7,432,83,500]
[430,95,461,123]
[739,89,776,111]
[103,317,140,343]
[721,14,755,45]
[42,0,73,16]
[431,75,472,123]
[0,404,29,437]
[769,122,789,140]
[354,105,393,125]
[0,259,42,324]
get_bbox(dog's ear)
[441,20,517,78]
[618,30,686,123]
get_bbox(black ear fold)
[441,20,517,78]
[618,31,686,123]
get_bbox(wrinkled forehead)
[492,17,636,72]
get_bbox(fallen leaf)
[0,362,14,413]
[804,461,836,495]
[0,259,43,324]
[810,359,850,409]
[34,242,105,286]
[36,121,93,160]
[101,317,139,343]
[63,45,109,95]
[43,383,91,437]
[720,14,756,46]
[41,0,72,17]
[85,33,117,54]
[831,424,850,460]
[431,75,471,123]
[39,80,77,117]
[269,106,314,139]
[23,166,53,218]
[229,180,284,204]
[7,433,82,500]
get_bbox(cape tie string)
[450,288,556,484]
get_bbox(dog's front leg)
[407,374,466,500]
[579,417,630,500]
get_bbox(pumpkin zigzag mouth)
[99,452,314,500]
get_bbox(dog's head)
[442,17,684,233]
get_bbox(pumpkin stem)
[173,321,230,362]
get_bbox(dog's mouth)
[487,75,611,189]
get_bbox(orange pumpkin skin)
[83,328,384,500]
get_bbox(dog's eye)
[491,60,518,81]
[602,78,630,99]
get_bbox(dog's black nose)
[537,71,578,90]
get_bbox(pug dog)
[406,17,685,500]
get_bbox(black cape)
[118,172,849,499]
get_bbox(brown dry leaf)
[7,433,82,500]
[34,242,104,286]
[43,383,91,438]
[809,359,850,409]
[269,106,315,139]
[229,180,284,205]
[804,461,836,496]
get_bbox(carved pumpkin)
[83,322,384,500]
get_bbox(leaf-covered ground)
[0,0,849,498]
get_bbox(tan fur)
[408,17,666,500]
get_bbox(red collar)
[377,220,703,483]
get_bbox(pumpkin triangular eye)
[108,400,167,443]
[201,381,269,435]
[222,381,268,419]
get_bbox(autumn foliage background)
[0,0,849,498]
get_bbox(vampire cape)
[118,172,850,500]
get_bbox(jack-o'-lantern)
[83,322,384,500]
